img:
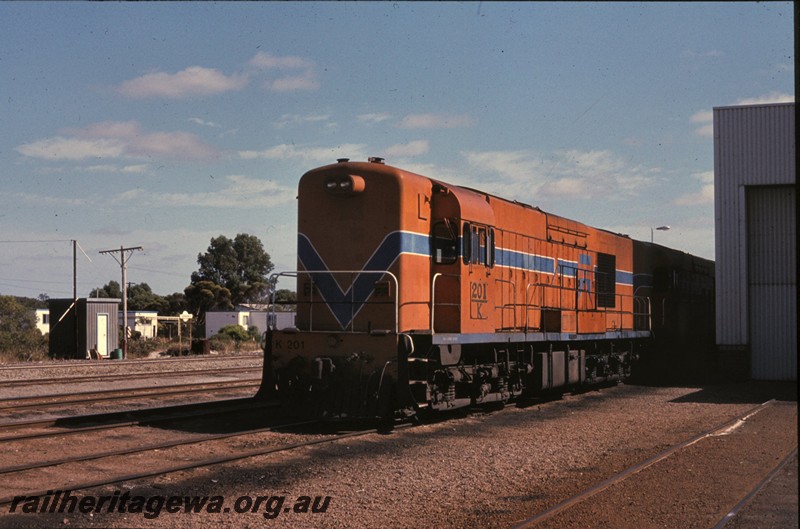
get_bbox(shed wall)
[713,103,796,380]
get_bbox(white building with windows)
[205,306,295,339]
[34,308,50,335]
[119,311,159,340]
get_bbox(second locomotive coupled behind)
[259,158,714,419]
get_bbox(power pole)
[99,245,143,358]
[73,240,78,359]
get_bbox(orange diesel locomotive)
[259,158,712,418]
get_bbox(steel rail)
[0,366,259,388]
[0,353,262,372]
[0,418,318,476]
[712,446,798,529]
[0,397,275,441]
[0,422,413,507]
[0,378,261,412]
[510,399,778,528]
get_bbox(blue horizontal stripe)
[616,270,634,286]
[299,230,635,329]
[400,232,431,256]
[495,248,555,273]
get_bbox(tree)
[190,234,274,306]
[90,280,122,299]
[215,324,252,342]
[273,289,297,311]
[90,281,168,312]
[127,283,168,312]
[184,280,233,327]
[163,292,188,316]
[0,295,46,352]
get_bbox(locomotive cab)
[263,159,436,418]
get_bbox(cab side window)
[432,221,458,264]
[462,222,495,268]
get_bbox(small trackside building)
[714,102,796,381]
[48,298,121,359]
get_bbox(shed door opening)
[747,185,797,380]
[97,313,109,358]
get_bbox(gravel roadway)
[0,380,795,529]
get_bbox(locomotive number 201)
[274,339,305,351]
[470,281,487,302]
[470,281,488,320]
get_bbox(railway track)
[0,382,793,528]
[0,365,260,389]
[0,395,273,440]
[510,399,798,529]
[0,377,261,415]
[0,412,405,508]
[0,352,262,373]
[713,447,798,529]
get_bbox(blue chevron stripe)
[297,231,429,329]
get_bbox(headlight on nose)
[324,175,365,195]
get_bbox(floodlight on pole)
[651,225,671,243]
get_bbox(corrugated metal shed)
[714,102,796,380]
[48,298,121,359]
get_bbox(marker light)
[324,175,365,195]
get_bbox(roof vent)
[336,158,349,163]
[368,157,385,164]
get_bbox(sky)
[0,1,794,300]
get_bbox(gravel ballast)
[0,381,795,529]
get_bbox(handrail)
[633,296,652,332]
[494,278,517,330]
[431,273,442,333]
[517,282,652,334]
[268,270,399,333]
[524,283,539,331]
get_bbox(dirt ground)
[0,380,796,529]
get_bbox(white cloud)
[675,171,714,206]
[189,118,222,128]
[7,173,293,216]
[120,175,296,209]
[16,121,219,162]
[273,113,331,129]
[690,110,714,138]
[265,73,320,92]
[249,51,320,92]
[384,140,429,158]
[12,192,89,207]
[15,137,125,161]
[358,113,393,125]
[239,143,369,164]
[690,110,713,123]
[249,51,313,70]
[128,131,217,161]
[461,148,657,202]
[116,66,247,99]
[400,113,475,129]
[85,163,150,174]
[735,91,794,106]
[691,92,794,137]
